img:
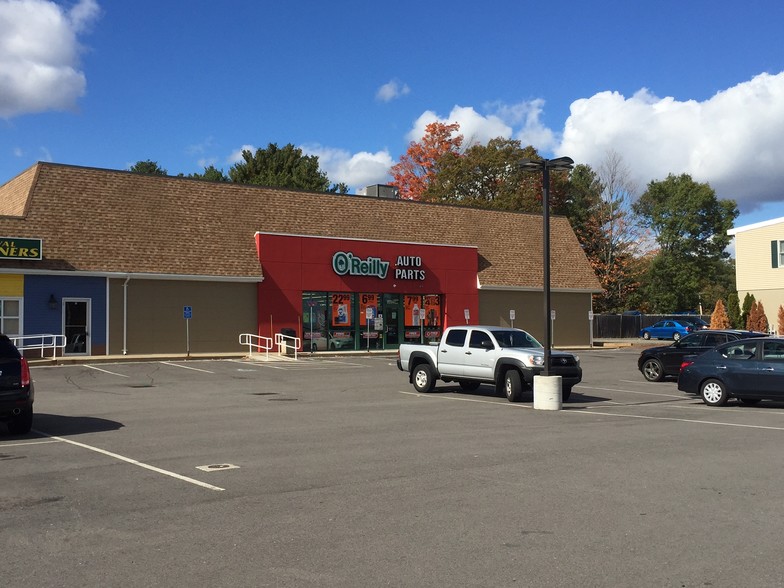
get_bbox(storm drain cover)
[196,464,240,472]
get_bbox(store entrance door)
[63,298,90,355]
[382,294,402,349]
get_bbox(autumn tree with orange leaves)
[390,122,463,200]
[710,299,731,329]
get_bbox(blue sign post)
[183,306,192,357]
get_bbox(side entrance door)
[382,294,402,349]
[63,298,90,355]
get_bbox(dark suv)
[638,329,768,382]
[0,335,34,434]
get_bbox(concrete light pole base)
[533,375,562,410]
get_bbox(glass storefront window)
[0,298,21,338]
[302,292,441,351]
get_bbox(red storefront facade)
[256,233,478,351]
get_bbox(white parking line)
[0,439,61,447]
[399,389,784,432]
[32,430,225,492]
[160,361,215,374]
[574,409,784,431]
[398,390,532,408]
[84,365,130,378]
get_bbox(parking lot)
[4,348,784,587]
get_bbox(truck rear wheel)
[412,364,436,393]
[504,370,523,402]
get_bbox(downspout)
[122,276,130,355]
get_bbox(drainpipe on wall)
[122,276,130,355]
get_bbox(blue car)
[639,320,693,341]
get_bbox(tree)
[710,299,731,329]
[229,143,332,192]
[778,305,784,335]
[633,174,738,312]
[746,301,759,331]
[741,293,755,328]
[129,160,167,176]
[187,165,229,182]
[726,292,742,329]
[756,301,769,333]
[423,138,542,209]
[390,122,463,200]
[583,151,647,312]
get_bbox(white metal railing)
[11,333,67,358]
[239,333,274,360]
[274,333,301,360]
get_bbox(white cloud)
[376,79,410,102]
[559,72,784,214]
[0,0,100,118]
[227,144,255,164]
[406,105,513,147]
[302,144,394,191]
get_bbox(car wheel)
[673,332,682,341]
[504,370,523,402]
[700,379,728,407]
[739,397,761,406]
[459,380,481,392]
[642,332,651,340]
[8,408,33,435]
[641,358,665,382]
[562,386,572,402]
[412,364,436,393]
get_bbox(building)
[0,162,601,356]
[728,216,784,327]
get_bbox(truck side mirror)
[481,339,494,350]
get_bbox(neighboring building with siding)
[728,216,784,326]
[0,162,601,356]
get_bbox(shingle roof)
[0,162,600,291]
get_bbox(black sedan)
[638,329,767,382]
[678,337,784,406]
[0,334,34,434]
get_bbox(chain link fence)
[592,314,711,339]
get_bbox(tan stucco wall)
[109,279,258,354]
[478,290,592,347]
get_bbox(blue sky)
[2,0,783,230]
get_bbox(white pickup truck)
[396,325,581,402]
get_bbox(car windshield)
[491,330,542,349]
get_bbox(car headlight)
[528,355,545,366]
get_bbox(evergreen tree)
[726,292,742,329]
[778,305,784,335]
[710,299,731,329]
[741,293,755,329]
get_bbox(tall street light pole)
[519,156,574,376]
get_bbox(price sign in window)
[331,293,353,326]
[423,295,441,327]
[359,293,379,327]
[404,295,422,327]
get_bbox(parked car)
[678,337,784,406]
[639,320,693,341]
[679,317,710,330]
[638,329,768,382]
[0,335,34,434]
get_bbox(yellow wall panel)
[0,274,23,296]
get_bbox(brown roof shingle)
[0,163,600,291]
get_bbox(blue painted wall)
[24,275,107,346]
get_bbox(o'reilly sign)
[331,251,426,281]
[0,237,42,260]
[332,251,389,279]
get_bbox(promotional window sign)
[359,293,379,327]
[404,295,422,327]
[423,295,441,327]
[331,293,352,326]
